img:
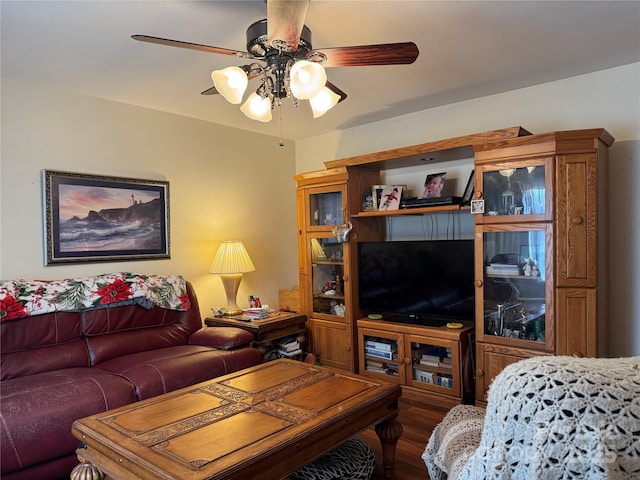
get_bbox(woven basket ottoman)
[290,436,375,480]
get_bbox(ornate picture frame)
[42,170,170,265]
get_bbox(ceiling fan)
[132,0,419,122]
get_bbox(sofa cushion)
[0,312,87,381]
[82,282,203,365]
[0,368,136,476]
[95,345,262,400]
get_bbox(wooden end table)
[205,312,307,359]
[71,358,403,480]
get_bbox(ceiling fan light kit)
[241,92,273,122]
[211,66,249,104]
[132,0,419,124]
[309,87,341,118]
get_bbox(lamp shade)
[309,87,340,118]
[209,241,255,274]
[212,66,248,104]
[289,60,326,100]
[240,93,273,122]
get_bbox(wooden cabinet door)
[556,153,597,287]
[475,342,550,405]
[556,287,597,357]
[308,318,353,371]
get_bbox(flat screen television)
[357,240,475,326]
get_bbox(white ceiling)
[2,1,639,141]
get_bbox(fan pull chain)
[278,101,285,147]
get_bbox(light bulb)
[290,60,326,99]
[212,67,248,104]
[309,87,340,118]
[240,93,273,122]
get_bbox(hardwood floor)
[359,398,447,480]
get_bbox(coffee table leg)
[70,461,106,480]
[374,413,403,479]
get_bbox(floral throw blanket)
[0,273,190,322]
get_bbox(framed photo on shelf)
[371,184,386,210]
[378,185,403,211]
[422,172,447,198]
[462,169,475,205]
[42,170,170,265]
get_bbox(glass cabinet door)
[476,224,553,350]
[306,185,346,229]
[360,329,402,382]
[409,335,460,396]
[476,158,552,223]
[309,235,346,319]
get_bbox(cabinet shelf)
[352,204,469,218]
[364,354,399,365]
[485,274,542,280]
[413,364,453,375]
[314,293,345,300]
[312,261,343,266]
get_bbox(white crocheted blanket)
[425,356,640,480]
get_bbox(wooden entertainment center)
[294,126,613,408]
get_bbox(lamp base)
[219,273,244,317]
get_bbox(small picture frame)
[371,184,386,210]
[422,172,447,198]
[378,185,403,211]
[361,187,375,212]
[470,199,485,214]
[248,295,262,308]
[461,170,475,205]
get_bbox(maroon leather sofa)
[0,281,262,480]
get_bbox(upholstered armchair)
[423,356,640,479]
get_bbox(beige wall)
[2,63,638,355]
[0,79,299,319]
[295,63,640,357]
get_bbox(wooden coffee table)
[70,359,403,480]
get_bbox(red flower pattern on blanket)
[96,278,133,304]
[0,273,190,322]
[0,294,27,321]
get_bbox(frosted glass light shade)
[309,87,340,118]
[209,241,255,274]
[240,93,273,122]
[289,60,326,99]
[212,67,248,104]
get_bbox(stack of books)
[364,338,398,360]
[276,337,302,357]
[242,307,270,319]
[418,346,452,368]
[485,263,520,276]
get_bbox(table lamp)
[209,241,255,315]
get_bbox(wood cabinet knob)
[404,357,411,365]
[476,369,484,377]
[475,279,483,288]
[474,191,483,199]
[571,217,584,225]
[342,275,348,282]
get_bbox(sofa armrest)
[189,327,255,350]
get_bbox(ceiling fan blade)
[267,0,310,52]
[201,86,219,96]
[326,81,347,103]
[309,42,419,68]
[132,35,255,59]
